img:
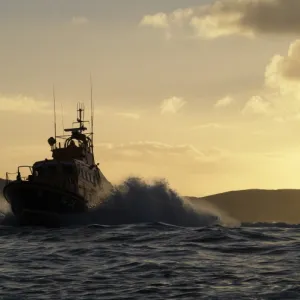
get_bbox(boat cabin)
[48,103,95,166]
[50,134,94,165]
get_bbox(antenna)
[61,102,65,135]
[90,73,94,147]
[53,85,57,140]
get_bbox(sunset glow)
[1,0,300,196]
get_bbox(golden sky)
[2,0,300,196]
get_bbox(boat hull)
[3,181,88,226]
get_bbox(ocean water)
[1,178,300,299]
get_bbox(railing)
[5,166,33,185]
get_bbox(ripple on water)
[1,223,300,299]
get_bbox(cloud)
[140,13,169,29]
[71,16,89,25]
[265,40,300,88]
[115,112,140,120]
[242,96,272,115]
[0,94,50,114]
[140,0,300,39]
[97,141,225,166]
[160,97,186,114]
[242,39,300,118]
[214,96,234,108]
[140,8,196,39]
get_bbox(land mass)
[1,178,300,223]
[188,189,300,224]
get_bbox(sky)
[1,0,300,196]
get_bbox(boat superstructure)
[3,99,112,226]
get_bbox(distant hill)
[188,189,300,224]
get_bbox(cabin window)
[35,168,43,176]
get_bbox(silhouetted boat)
[3,99,112,226]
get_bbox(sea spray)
[187,198,240,227]
[0,194,10,215]
[1,177,236,227]
[0,193,16,226]
[69,177,224,227]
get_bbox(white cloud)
[160,97,186,114]
[265,40,300,90]
[0,94,50,114]
[191,14,252,39]
[242,95,272,115]
[115,112,140,120]
[140,8,196,39]
[71,16,89,25]
[214,96,234,108]
[140,13,169,29]
[242,39,300,119]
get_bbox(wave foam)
[1,177,238,227]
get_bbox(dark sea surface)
[1,179,300,299]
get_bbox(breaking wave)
[0,177,239,227]
[0,194,10,215]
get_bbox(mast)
[53,85,57,140]
[61,102,65,135]
[90,74,94,151]
[76,102,86,131]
